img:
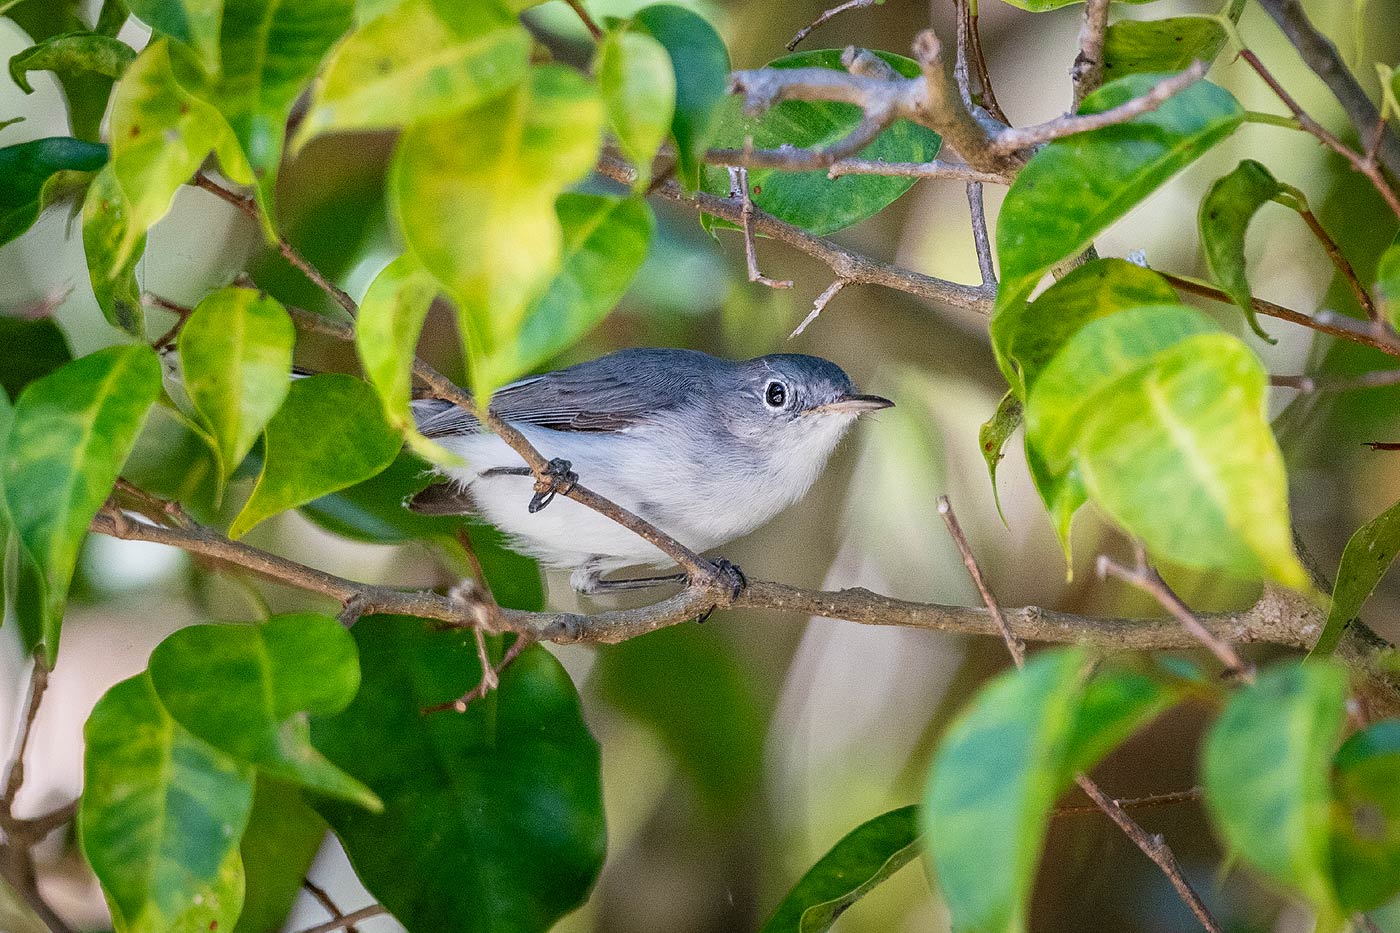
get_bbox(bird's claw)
[528,458,578,513]
[695,558,746,622]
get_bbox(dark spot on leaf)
[179,102,190,115]
[753,184,761,194]
[377,57,393,75]
[129,124,140,137]
[1350,801,1386,840]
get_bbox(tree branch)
[1070,0,1111,110]
[787,0,879,51]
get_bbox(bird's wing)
[412,350,708,437]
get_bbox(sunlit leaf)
[1313,498,1400,657]
[177,286,294,484]
[1378,242,1400,329]
[0,316,71,402]
[311,616,606,932]
[597,27,675,190]
[1199,159,1288,340]
[632,3,729,191]
[233,777,327,933]
[294,0,530,149]
[1,345,161,662]
[391,64,603,400]
[761,806,920,933]
[1077,333,1308,588]
[80,672,253,933]
[994,0,1155,10]
[148,615,380,808]
[702,49,941,235]
[0,136,107,247]
[1203,661,1348,924]
[1027,445,1087,566]
[125,0,222,70]
[1062,667,1179,776]
[1103,18,1227,78]
[8,31,136,141]
[82,165,145,335]
[1331,721,1400,912]
[996,74,1243,310]
[107,39,252,271]
[229,373,401,538]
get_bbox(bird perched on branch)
[409,348,893,595]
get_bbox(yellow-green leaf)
[596,27,675,190]
[82,164,146,336]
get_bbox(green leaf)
[211,0,354,209]
[353,254,451,461]
[0,136,107,247]
[80,672,254,933]
[761,806,920,933]
[1313,498,1400,657]
[8,32,136,141]
[597,28,675,190]
[1378,242,1400,329]
[82,164,146,335]
[1025,303,1219,473]
[1026,445,1087,566]
[177,286,294,484]
[311,616,606,932]
[996,74,1243,310]
[107,39,253,272]
[701,49,941,235]
[294,0,530,149]
[1076,332,1309,588]
[148,614,380,808]
[229,373,401,538]
[233,778,327,933]
[1,345,161,663]
[993,0,1155,10]
[632,3,729,191]
[1199,159,1287,340]
[1062,667,1178,776]
[1202,661,1349,923]
[125,0,222,70]
[991,257,1180,396]
[391,64,604,400]
[1103,18,1228,78]
[978,389,1021,522]
[0,316,71,402]
[298,450,463,543]
[924,648,1091,933]
[1331,721,1400,912]
[497,193,653,384]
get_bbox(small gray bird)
[409,348,892,594]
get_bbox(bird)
[408,348,893,594]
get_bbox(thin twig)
[825,158,1008,183]
[1,656,49,814]
[422,634,534,715]
[789,279,847,338]
[964,2,1007,123]
[1053,786,1203,816]
[1271,369,1400,393]
[302,880,362,933]
[563,0,604,40]
[1070,0,1111,110]
[937,496,1024,666]
[293,904,389,933]
[1291,203,1377,320]
[965,183,996,286]
[787,0,877,51]
[730,165,793,290]
[1098,545,1254,682]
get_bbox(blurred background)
[3,0,1399,929]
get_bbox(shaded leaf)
[1379,242,1400,329]
[1,345,161,662]
[80,672,253,933]
[995,0,1154,10]
[294,0,530,148]
[1331,721,1400,912]
[1103,18,1228,78]
[761,806,920,933]
[978,389,1021,522]
[996,74,1243,310]
[1203,661,1349,923]
[391,64,603,400]
[597,27,675,190]
[1063,667,1178,776]
[1078,333,1308,588]
[0,316,71,402]
[82,164,145,335]
[148,614,379,808]
[107,39,252,271]
[1026,444,1087,566]
[229,373,401,538]
[0,135,107,247]
[233,777,327,933]
[177,286,294,484]
[632,3,729,191]
[1313,498,1400,657]
[311,616,605,933]
[702,49,941,235]
[1199,159,1286,340]
[125,0,222,70]
[8,31,136,141]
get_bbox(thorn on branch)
[789,279,847,338]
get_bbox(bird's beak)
[815,393,895,415]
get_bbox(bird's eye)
[764,381,788,408]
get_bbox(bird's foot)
[694,558,746,622]
[528,457,578,513]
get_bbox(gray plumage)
[411,348,891,592]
